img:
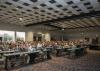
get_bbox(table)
[46,49,52,59]
[4,50,52,70]
[4,51,39,70]
[67,48,85,57]
[56,48,63,56]
[0,51,15,54]
[0,51,15,58]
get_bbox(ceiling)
[0,0,100,30]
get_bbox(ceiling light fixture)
[16,8,19,10]
[19,18,23,21]
[62,28,64,31]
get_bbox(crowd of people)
[0,40,88,68]
[0,39,88,52]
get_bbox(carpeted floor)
[1,50,100,71]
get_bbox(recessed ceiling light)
[16,8,19,10]
[68,14,71,16]
[70,20,74,22]
[19,18,23,21]
[62,28,64,30]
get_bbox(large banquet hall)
[0,0,100,71]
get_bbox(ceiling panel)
[0,0,100,30]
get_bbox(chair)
[0,57,5,69]
[75,49,81,56]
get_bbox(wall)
[0,23,28,32]
[64,27,100,44]
[1,23,100,43]
[0,23,58,41]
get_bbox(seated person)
[70,42,77,49]
[36,42,43,50]
[28,44,36,52]
[64,43,70,48]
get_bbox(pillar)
[26,31,33,42]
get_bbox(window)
[16,32,25,41]
[0,30,15,41]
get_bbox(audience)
[0,39,88,52]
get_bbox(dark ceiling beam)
[43,23,62,29]
[48,25,100,31]
[25,11,100,27]
[64,25,100,30]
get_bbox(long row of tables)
[0,49,52,70]
[0,47,87,70]
[55,47,87,57]
[4,51,39,70]
[0,51,15,54]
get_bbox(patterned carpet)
[1,50,100,71]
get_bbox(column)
[26,31,33,41]
[44,33,51,41]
